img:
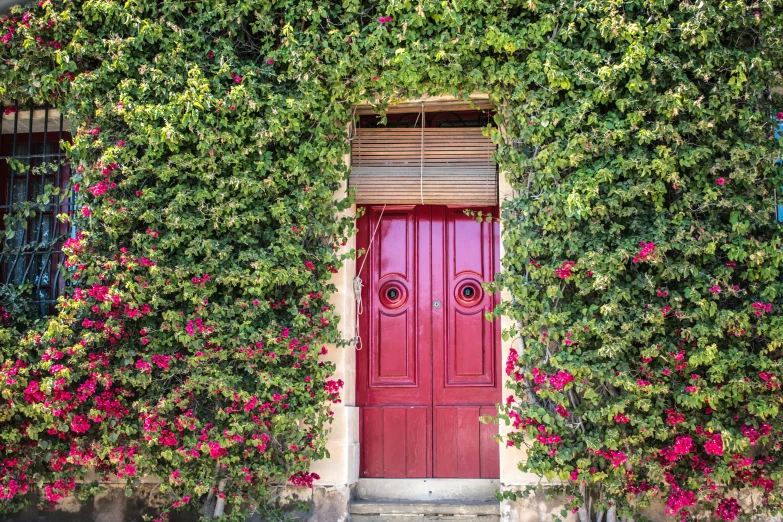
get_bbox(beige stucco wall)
[497,164,542,487]
[310,143,361,488]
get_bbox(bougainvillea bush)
[1,0,783,521]
[0,1,356,519]
[495,2,783,522]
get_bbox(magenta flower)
[549,370,575,391]
[555,260,575,279]
[715,497,740,521]
[632,241,655,263]
[673,435,693,455]
[704,433,723,456]
[715,177,725,185]
[81,206,92,217]
[70,415,91,434]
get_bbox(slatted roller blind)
[350,127,498,205]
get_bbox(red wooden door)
[357,205,500,479]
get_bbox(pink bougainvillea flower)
[753,302,772,316]
[593,448,627,468]
[715,497,741,521]
[81,206,92,217]
[549,370,574,391]
[705,433,723,455]
[715,177,725,185]
[666,409,684,426]
[555,260,575,279]
[70,414,91,434]
[673,435,693,455]
[632,241,655,263]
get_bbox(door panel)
[357,205,432,406]
[434,206,498,404]
[360,406,431,478]
[357,204,499,479]
[479,405,501,478]
[371,209,417,387]
[432,405,500,479]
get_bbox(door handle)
[433,300,441,309]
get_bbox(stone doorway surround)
[301,94,552,521]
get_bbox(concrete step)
[350,500,501,521]
[355,478,499,501]
[351,515,500,522]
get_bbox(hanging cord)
[353,203,386,350]
[348,106,357,142]
[420,102,425,205]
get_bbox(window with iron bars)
[0,104,73,316]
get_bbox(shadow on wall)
[4,486,196,522]
[3,484,320,522]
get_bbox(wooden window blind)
[349,126,498,205]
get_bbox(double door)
[356,205,501,478]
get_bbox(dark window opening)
[0,105,72,316]
[359,109,494,128]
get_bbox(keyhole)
[463,287,475,298]
[387,288,399,300]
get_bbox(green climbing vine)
[1,1,783,521]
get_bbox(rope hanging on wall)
[353,203,386,351]
[420,102,425,205]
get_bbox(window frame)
[0,107,72,315]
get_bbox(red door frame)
[356,204,501,479]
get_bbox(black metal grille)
[0,104,72,316]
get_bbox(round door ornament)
[454,279,484,306]
[379,280,407,308]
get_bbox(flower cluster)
[554,260,575,279]
[632,241,656,263]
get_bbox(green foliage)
[0,0,782,521]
